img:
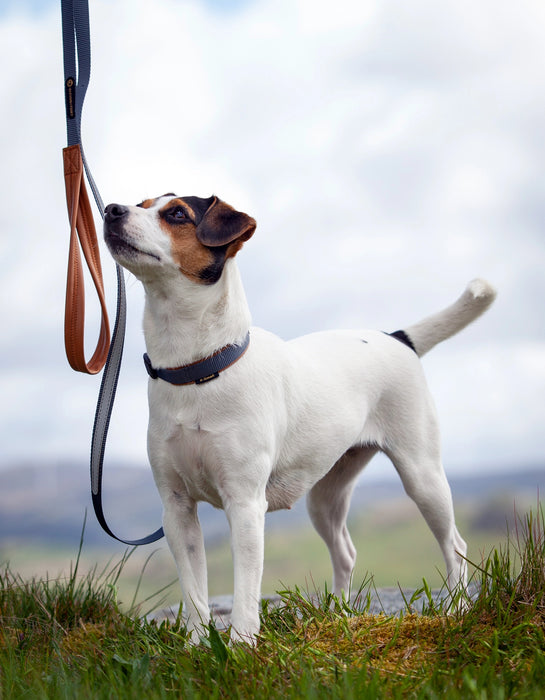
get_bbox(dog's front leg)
[225,495,267,644]
[160,488,210,644]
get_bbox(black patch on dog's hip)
[387,330,417,354]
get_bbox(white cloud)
[0,0,544,473]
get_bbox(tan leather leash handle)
[63,143,110,374]
[62,0,109,374]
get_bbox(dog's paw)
[183,618,212,647]
[229,616,260,646]
[229,627,259,646]
[185,626,206,646]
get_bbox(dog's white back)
[104,194,495,643]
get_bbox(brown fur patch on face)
[159,199,216,284]
[224,238,247,261]
[138,198,156,209]
[165,198,196,220]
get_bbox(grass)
[1,505,544,698]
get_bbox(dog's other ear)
[196,197,256,248]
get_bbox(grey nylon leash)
[62,0,164,545]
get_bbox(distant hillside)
[0,460,543,551]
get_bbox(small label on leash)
[65,77,76,119]
[195,372,220,385]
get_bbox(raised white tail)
[403,279,496,357]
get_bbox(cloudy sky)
[1,0,544,480]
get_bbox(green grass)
[1,506,544,698]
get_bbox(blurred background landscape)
[1,459,542,612]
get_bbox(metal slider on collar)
[195,372,220,385]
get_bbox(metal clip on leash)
[61,0,164,545]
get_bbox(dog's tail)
[395,278,496,358]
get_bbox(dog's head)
[104,194,256,285]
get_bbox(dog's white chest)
[146,389,226,507]
[171,424,227,507]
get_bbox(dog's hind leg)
[307,445,378,597]
[385,438,468,590]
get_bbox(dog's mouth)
[104,229,161,262]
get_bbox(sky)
[0,0,544,481]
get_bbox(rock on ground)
[148,585,478,629]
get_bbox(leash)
[62,0,109,373]
[61,0,164,545]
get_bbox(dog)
[104,194,496,643]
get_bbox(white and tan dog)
[104,194,496,643]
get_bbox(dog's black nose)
[104,203,128,220]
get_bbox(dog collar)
[143,332,250,386]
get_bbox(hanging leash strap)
[61,0,164,545]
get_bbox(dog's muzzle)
[103,203,136,255]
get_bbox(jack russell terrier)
[104,194,496,643]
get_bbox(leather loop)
[63,144,110,374]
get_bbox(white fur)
[104,196,496,644]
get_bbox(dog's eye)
[169,207,188,222]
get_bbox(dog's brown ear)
[196,198,256,248]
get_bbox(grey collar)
[143,332,250,386]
